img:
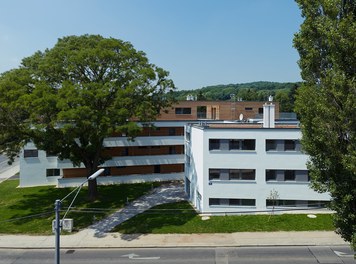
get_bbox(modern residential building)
[19,100,273,187]
[184,103,330,214]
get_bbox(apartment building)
[184,104,330,214]
[19,100,272,187]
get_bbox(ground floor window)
[266,199,328,208]
[209,198,256,207]
[46,169,60,177]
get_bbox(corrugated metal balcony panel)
[103,154,184,167]
[58,172,185,187]
[57,153,185,169]
[103,136,184,147]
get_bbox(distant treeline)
[173,81,300,112]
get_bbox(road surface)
[0,246,355,264]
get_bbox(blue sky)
[0,0,303,90]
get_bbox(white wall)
[187,125,330,214]
[19,120,187,187]
[185,126,205,211]
[19,143,61,187]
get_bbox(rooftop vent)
[263,103,275,128]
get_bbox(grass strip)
[113,201,334,234]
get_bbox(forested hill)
[173,81,300,112]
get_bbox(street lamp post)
[54,168,104,264]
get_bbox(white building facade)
[19,121,186,187]
[18,100,274,187]
[184,121,330,214]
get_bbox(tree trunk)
[87,164,100,201]
[88,178,98,201]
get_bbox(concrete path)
[0,160,19,183]
[0,230,347,249]
[87,182,187,237]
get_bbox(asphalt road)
[0,246,355,264]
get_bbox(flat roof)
[192,123,299,129]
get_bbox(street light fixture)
[54,168,104,264]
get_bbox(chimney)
[263,103,275,128]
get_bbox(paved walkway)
[0,230,348,249]
[0,161,19,183]
[88,182,186,237]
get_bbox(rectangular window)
[169,146,176,154]
[245,107,253,111]
[169,128,176,136]
[242,139,255,150]
[209,169,255,181]
[229,139,240,150]
[210,139,255,151]
[197,106,207,118]
[266,199,328,208]
[240,169,255,180]
[209,198,220,205]
[266,170,309,182]
[229,169,240,180]
[266,140,277,151]
[284,140,296,151]
[122,147,129,156]
[241,199,256,206]
[284,170,296,181]
[266,140,301,152]
[154,165,161,173]
[209,139,220,150]
[24,149,38,158]
[46,169,60,177]
[209,169,221,180]
[266,170,277,181]
[210,198,256,207]
[229,199,241,206]
[175,107,192,114]
[229,169,255,180]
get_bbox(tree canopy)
[293,0,356,249]
[0,34,175,200]
[172,81,300,112]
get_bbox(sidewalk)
[0,181,349,249]
[0,230,347,249]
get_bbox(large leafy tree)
[293,0,356,249]
[0,35,175,200]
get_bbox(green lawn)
[113,201,335,234]
[0,179,335,235]
[0,179,158,235]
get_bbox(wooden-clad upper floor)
[157,101,279,121]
